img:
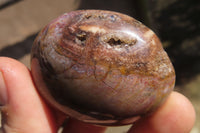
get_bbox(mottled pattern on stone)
[31,10,175,126]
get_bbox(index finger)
[128,91,196,133]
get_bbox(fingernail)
[0,71,8,105]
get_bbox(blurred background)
[0,0,199,132]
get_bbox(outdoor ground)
[0,0,199,132]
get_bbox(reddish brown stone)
[31,10,175,126]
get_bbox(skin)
[0,57,196,133]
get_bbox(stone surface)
[31,10,175,126]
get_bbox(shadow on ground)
[0,33,37,59]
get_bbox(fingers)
[128,91,196,133]
[0,57,57,133]
[62,118,106,133]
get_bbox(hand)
[0,57,196,133]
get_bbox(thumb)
[0,57,57,133]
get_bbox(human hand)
[0,57,196,133]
